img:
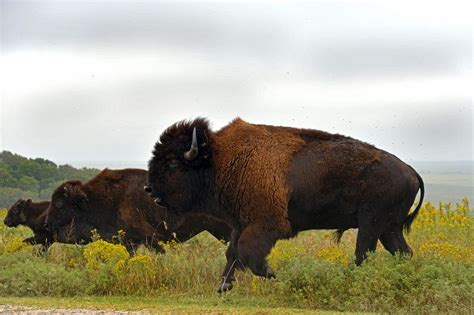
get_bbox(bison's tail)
[332,229,346,244]
[403,166,425,234]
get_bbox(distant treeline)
[0,151,99,208]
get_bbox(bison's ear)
[25,199,32,206]
[63,183,88,209]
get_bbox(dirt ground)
[0,305,149,315]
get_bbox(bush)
[0,252,91,296]
[83,240,130,270]
[48,243,85,268]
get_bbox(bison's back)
[83,168,168,241]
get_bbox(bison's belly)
[288,195,359,233]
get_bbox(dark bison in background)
[45,168,231,252]
[147,118,424,292]
[3,199,53,247]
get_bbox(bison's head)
[3,199,31,227]
[44,181,88,231]
[146,118,213,214]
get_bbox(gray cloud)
[2,2,285,58]
[306,36,471,80]
[3,1,470,80]
[1,0,472,165]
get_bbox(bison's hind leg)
[379,229,413,257]
[378,199,416,258]
[355,201,415,265]
[354,210,384,266]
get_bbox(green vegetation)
[0,200,472,313]
[0,151,99,208]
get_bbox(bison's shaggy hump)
[213,118,305,227]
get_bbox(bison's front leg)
[237,220,290,279]
[217,229,240,293]
[23,234,52,251]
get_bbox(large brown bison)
[3,199,54,247]
[44,168,231,252]
[146,118,424,292]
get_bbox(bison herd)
[3,118,424,292]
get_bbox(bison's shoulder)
[213,119,305,223]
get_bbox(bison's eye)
[168,160,180,170]
[55,200,64,208]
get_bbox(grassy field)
[0,199,473,313]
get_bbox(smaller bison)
[3,199,54,247]
[44,168,231,252]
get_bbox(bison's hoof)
[266,267,276,279]
[216,282,233,293]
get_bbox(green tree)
[17,176,40,193]
[0,151,99,207]
[0,187,37,208]
[39,180,65,199]
[0,167,17,188]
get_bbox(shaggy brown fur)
[4,199,53,246]
[45,168,231,252]
[214,118,305,228]
[147,118,424,292]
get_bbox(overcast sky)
[0,0,472,168]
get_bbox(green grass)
[0,200,473,313]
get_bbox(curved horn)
[184,127,198,160]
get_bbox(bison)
[44,168,231,252]
[3,199,54,247]
[146,118,424,292]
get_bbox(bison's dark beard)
[51,218,92,244]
